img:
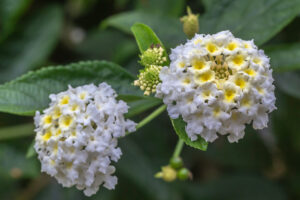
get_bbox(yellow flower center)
[50,160,55,165]
[71,131,76,137]
[42,131,52,141]
[183,78,191,85]
[79,92,86,100]
[235,78,247,89]
[257,87,264,94]
[213,107,221,117]
[71,104,79,111]
[60,95,70,105]
[227,42,237,51]
[60,115,73,128]
[53,107,61,119]
[224,89,236,102]
[232,55,244,66]
[241,98,251,107]
[202,90,211,98]
[194,39,202,45]
[244,68,256,76]
[66,162,73,169]
[197,71,214,83]
[253,58,261,64]
[192,59,205,70]
[43,115,52,125]
[55,128,62,136]
[206,42,217,53]
[178,62,185,68]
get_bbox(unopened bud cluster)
[134,65,162,95]
[139,45,167,67]
[155,157,191,182]
[134,45,167,96]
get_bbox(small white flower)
[34,83,136,196]
[156,30,276,143]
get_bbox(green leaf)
[0,60,142,116]
[0,123,34,141]
[131,23,169,65]
[0,0,32,41]
[171,117,208,151]
[135,0,184,17]
[131,23,164,53]
[265,43,300,72]
[275,72,300,99]
[200,0,300,45]
[202,0,233,12]
[102,11,185,48]
[75,29,137,64]
[0,4,63,83]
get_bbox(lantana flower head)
[34,83,136,196]
[156,30,276,143]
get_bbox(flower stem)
[172,139,185,158]
[126,104,167,135]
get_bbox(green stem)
[136,104,167,130]
[187,6,192,15]
[126,104,167,135]
[172,139,185,158]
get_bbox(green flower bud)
[134,65,162,96]
[169,157,183,169]
[177,168,191,181]
[139,45,167,68]
[155,165,177,182]
[180,7,199,39]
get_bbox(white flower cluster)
[156,31,276,143]
[34,83,136,196]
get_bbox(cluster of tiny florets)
[134,65,162,95]
[139,45,167,67]
[156,31,276,143]
[34,83,136,196]
[135,45,167,95]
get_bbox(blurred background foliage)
[0,0,300,199]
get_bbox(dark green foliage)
[0,0,299,199]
